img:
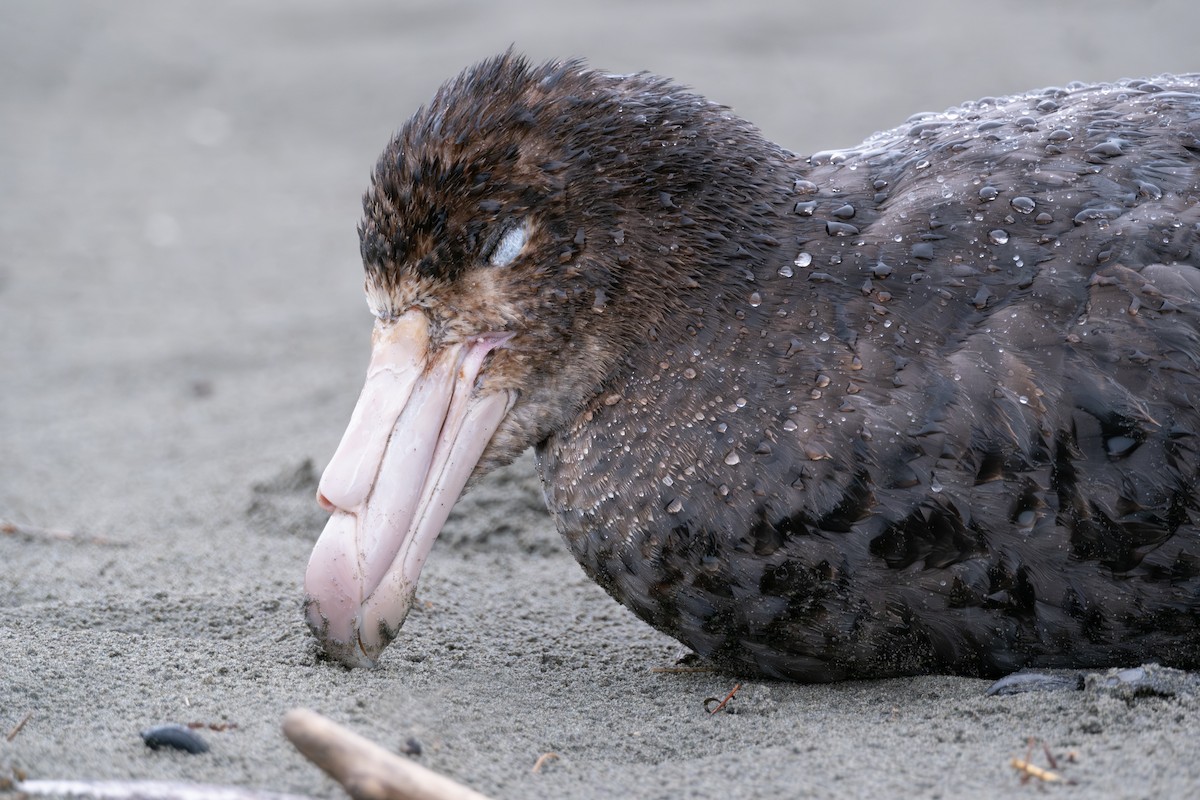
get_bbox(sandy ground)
[2,1,1199,798]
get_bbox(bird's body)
[305,55,1200,680]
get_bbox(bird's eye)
[488,220,529,267]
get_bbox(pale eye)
[489,220,528,267]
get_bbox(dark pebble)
[984,671,1084,696]
[140,724,209,754]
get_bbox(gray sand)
[3,2,1199,798]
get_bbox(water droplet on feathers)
[1010,196,1036,214]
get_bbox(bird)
[302,52,1200,681]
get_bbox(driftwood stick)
[281,709,492,800]
[15,780,318,800]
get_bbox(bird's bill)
[304,311,514,667]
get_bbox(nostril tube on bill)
[316,491,336,513]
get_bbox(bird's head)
[303,52,780,667]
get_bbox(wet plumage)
[307,54,1200,680]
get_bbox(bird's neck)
[537,152,874,571]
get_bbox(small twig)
[1010,758,1065,784]
[6,710,33,742]
[186,721,239,732]
[703,683,742,715]
[1010,738,1076,785]
[282,708,493,800]
[15,780,317,800]
[530,752,559,774]
[1020,738,1035,784]
[1,520,118,546]
[1041,739,1058,771]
